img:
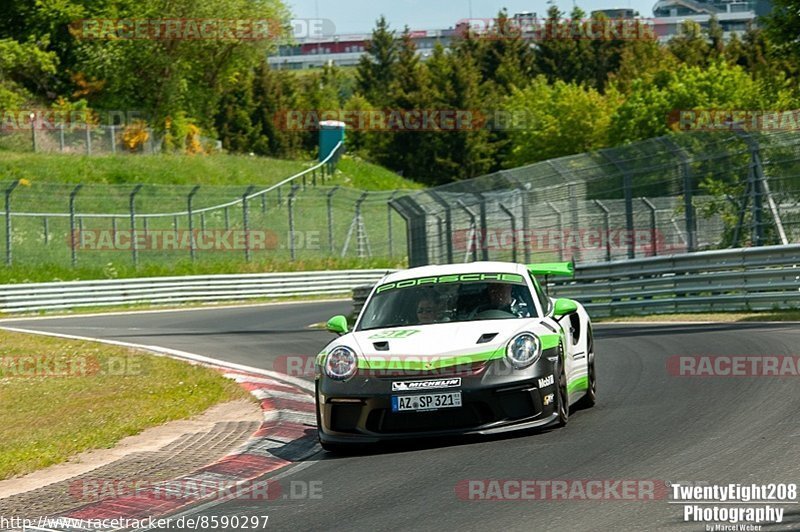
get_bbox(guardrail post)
[593,200,612,262]
[499,202,518,263]
[4,180,19,266]
[288,184,300,261]
[387,191,398,257]
[242,185,256,262]
[69,184,82,265]
[641,197,658,256]
[327,186,339,253]
[129,184,143,267]
[187,185,200,261]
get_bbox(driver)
[485,283,513,313]
[415,292,441,324]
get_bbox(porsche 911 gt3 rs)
[314,261,595,451]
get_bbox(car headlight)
[506,333,541,369]
[324,346,358,380]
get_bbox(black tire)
[556,355,569,427]
[576,328,597,409]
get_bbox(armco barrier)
[350,245,800,318]
[0,269,393,313]
[552,244,800,317]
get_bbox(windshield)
[357,273,538,331]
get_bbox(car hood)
[338,319,561,371]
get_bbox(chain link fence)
[0,125,221,154]
[392,130,800,267]
[1,130,799,274]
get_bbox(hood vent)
[373,341,390,351]
[477,333,498,344]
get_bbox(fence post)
[200,212,205,233]
[242,185,256,262]
[499,203,517,263]
[69,184,83,266]
[387,191,398,257]
[173,215,179,238]
[288,184,300,261]
[428,191,454,263]
[29,113,37,153]
[660,138,696,252]
[129,184,143,266]
[475,193,489,261]
[4,180,19,266]
[456,199,478,263]
[594,199,612,262]
[59,123,65,152]
[327,186,339,253]
[224,206,229,230]
[545,202,564,262]
[261,193,266,213]
[641,197,658,256]
[86,125,92,155]
[110,125,117,155]
[42,217,49,245]
[112,217,117,244]
[187,185,200,261]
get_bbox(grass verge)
[0,329,250,480]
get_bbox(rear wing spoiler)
[526,262,574,278]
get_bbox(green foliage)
[504,78,620,166]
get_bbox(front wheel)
[556,357,569,427]
[576,329,596,409]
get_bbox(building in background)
[651,0,771,41]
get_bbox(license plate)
[391,391,462,412]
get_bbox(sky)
[286,0,654,35]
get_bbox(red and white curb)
[0,326,321,531]
[55,367,319,527]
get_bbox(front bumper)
[316,348,561,444]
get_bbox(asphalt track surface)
[3,303,800,531]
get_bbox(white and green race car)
[315,261,595,451]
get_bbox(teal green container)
[319,120,346,162]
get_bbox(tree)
[667,21,710,66]
[503,77,619,166]
[356,16,397,106]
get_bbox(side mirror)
[553,298,578,318]
[326,315,349,335]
